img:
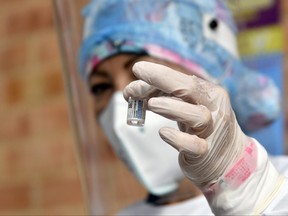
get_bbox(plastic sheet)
[53,1,146,214]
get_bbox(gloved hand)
[123,61,286,215]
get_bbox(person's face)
[88,53,192,119]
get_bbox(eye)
[209,18,218,31]
[90,83,113,97]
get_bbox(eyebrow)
[89,53,147,79]
[123,54,147,69]
[89,69,109,79]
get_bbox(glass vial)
[127,97,146,126]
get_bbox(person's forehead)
[97,54,145,69]
[91,53,192,78]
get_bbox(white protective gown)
[117,156,288,215]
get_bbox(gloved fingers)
[123,80,163,101]
[149,97,213,136]
[159,127,208,156]
[132,61,217,108]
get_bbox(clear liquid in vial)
[127,97,146,126]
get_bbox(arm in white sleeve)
[204,138,287,215]
[262,156,288,215]
[123,61,288,215]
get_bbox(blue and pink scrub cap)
[79,0,236,80]
[79,0,281,132]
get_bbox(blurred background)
[0,0,85,215]
[0,0,287,215]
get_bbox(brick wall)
[0,0,85,215]
[0,0,287,215]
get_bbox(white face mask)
[99,92,184,195]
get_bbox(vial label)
[127,97,146,126]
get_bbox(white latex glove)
[123,61,286,215]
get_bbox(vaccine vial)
[127,97,146,126]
